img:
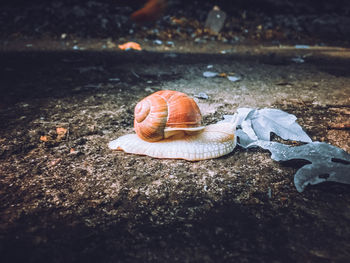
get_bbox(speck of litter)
[154,40,163,45]
[227,76,241,82]
[195,92,209,100]
[295,45,310,49]
[166,41,175,47]
[267,187,272,199]
[145,87,155,92]
[203,71,218,78]
[109,78,120,82]
[291,57,305,63]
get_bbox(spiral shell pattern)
[134,90,202,142]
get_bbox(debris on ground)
[203,71,241,82]
[195,92,209,100]
[203,71,218,78]
[223,108,350,192]
[118,42,142,51]
[248,141,350,192]
[204,6,227,34]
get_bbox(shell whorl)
[134,90,202,142]
[134,99,150,123]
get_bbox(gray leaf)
[231,108,311,143]
[247,141,350,192]
[222,108,312,146]
[250,109,312,142]
[294,163,350,193]
[234,108,254,126]
[235,129,256,147]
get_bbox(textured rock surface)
[0,1,349,262]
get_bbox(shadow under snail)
[108,90,237,161]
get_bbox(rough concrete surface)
[0,1,350,262]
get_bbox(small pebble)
[195,92,209,100]
[154,40,163,45]
[295,45,310,49]
[203,71,218,78]
[166,41,175,47]
[227,76,241,82]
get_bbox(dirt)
[0,1,350,263]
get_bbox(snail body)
[109,122,236,161]
[109,90,237,161]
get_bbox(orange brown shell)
[134,90,203,142]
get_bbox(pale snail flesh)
[108,90,237,161]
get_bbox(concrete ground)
[0,1,349,262]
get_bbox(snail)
[108,90,237,161]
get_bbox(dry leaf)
[221,108,350,191]
[227,108,312,146]
[40,135,49,142]
[56,127,67,136]
[328,122,350,130]
[56,127,67,141]
[247,141,350,192]
[118,42,142,51]
[171,17,185,25]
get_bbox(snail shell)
[134,90,204,142]
[108,90,237,161]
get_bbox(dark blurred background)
[1,0,350,43]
